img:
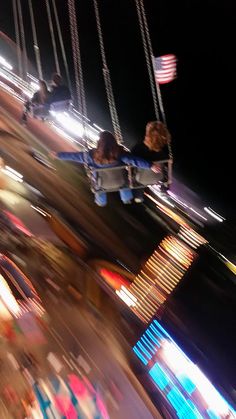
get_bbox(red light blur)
[99,268,130,290]
[3,210,32,237]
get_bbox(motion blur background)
[1,0,235,213]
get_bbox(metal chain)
[139,0,166,124]
[136,0,173,160]
[93,0,123,143]
[45,0,60,74]
[93,0,106,69]
[51,0,72,94]
[135,0,159,121]
[68,0,79,106]
[68,0,91,178]
[12,0,23,79]
[68,0,86,117]
[28,0,43,79]
[103,68,123,143]
[17,0,28,80]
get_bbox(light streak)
[204,207,225,222]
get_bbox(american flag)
[153,54,177,84]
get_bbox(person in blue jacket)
[52,130,158,206]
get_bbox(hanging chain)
[12,0,23,79]
[28,0,43,79]
[136,0,173,160]
[67,0,78,105]
[17,0,28,80]
[93,0,123,143]
[68,0,86,118]
[45,0,60,74]
[51,0,72,94]
[68,0,91,178]
[139,0,166,124]
[102,68,123,143]
[93,0,106,69]
[135,0,159,121]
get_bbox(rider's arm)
[121,153,152,169]
[57,151,86,163]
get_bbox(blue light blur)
[206,410,221,419]
[141,336,156,354]
[149,362,170,391]
[176,373,196,394]
[133,346,148,365]
[136,341,152,360]
[167,387,202,418]
[150,323,164,342]
[133,319,236,418]
[146,329,161,347]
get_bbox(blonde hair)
[144,121,171,152]
[38,79,48,104]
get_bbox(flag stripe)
[153,54,177,84]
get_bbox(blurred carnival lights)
[116,285,137,307]
[162,340,234,415]
[1,165,23,183]
[133,320,236,418]
[0,274,20,317]
[0,55,13,71]
[204,207,225,222]
[128,235,194,323]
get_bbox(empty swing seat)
[91,166,129,192]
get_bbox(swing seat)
[32,100,72,120]
[50,99,72,113]
[91,166,129,192]
[133,160,168,187]
[134,167,162,186]
[90,160,171,193]
[32,105,49,119]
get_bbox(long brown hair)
[144,121,171,152]
[93,131,123,164]
[38,80,48,104]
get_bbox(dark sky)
[0,0,235,212]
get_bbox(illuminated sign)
[129,235,195,323]
[133,320,236,418]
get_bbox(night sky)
[0,1,235,213]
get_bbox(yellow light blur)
[129,234,195,323]
[0,274,20,316]
[226,261,236,275]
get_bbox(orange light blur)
[99,268,130,290]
